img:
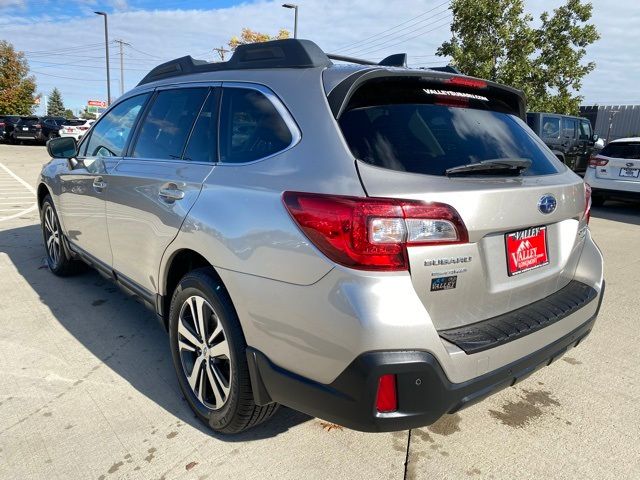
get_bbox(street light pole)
[282,4,298,39]
[95,11,111,105]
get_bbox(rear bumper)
[586,170,640,196]
[247,282,604,432]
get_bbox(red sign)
[505,226,549,276]
[88,100,107,107]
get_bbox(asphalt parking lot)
[0,144,638,480]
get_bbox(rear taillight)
[34,124,41,129]
[0,122,5,127]
[588,156,608,168]
[584,183,592,224]
[376,374,397,413]
[78,126,89,131]
[282,192,468,271]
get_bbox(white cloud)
[1,0,638,111]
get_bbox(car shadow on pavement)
[0,223,310,441]
[591,201,640,226]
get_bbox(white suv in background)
[58,119,94,141]
[586,137,640,206]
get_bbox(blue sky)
[1,0,639,115]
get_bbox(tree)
[228,28,290,51]
[437,0,599,114]
[64,109,75,119]
[0,40,37,115]
[47,87,65,116]
[80,107,96,120]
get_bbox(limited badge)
[430,275,457,292]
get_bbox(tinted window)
[63,119,87,126]
[579,119,592,139]
[526,114,536,130]
[219,88,293,163]
[542,116,560,138]
[85,94,149,157]
[339,85,561,177]
[19,117,40,126]
[183,89,219,163]
[563,118,577,138]
[132,88,208,160]
[600,142,640,159]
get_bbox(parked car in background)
[0,115,21,142]
[11,116,66,144]
[59,119,94,141]
[527,112,598,174]
[38,39,604,434]
[585,137,640,205]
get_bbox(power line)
[347,12,452,57]
[31,70,115,82]
[125,44,164,59]
[338,2,451,54]
[351,17,452,58]
[333,0,450,52]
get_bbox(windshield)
[339,89,562,177]
[600,142,640,159]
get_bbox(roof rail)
[326,53,407,68]
[137,38,427,86]
[138,39,332,86]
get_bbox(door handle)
[159,184,185,202]
[93,177,107,191]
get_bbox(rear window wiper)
[445,158,532,176]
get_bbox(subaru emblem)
[538,194,557,215]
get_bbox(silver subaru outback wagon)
[38,39,604,433]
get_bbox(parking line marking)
[0,163,37,222]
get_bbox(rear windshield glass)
[18,117,40,126]
[63,119,87,126]
[338,81,561,177]
[600,142,640,159]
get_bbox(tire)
[591,195,606,207]
[168,268,278,434]
[40,195,85,276]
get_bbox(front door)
[105,86,219,295]
[57,93,150,266]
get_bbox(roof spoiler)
[326,53,408,68]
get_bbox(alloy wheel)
[178,295,232,410]
[43,204,61,267]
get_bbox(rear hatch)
[61,119,88,135]
[594,141,640,182]
[335,74,589,331]
[15,117,40,137]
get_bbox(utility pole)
[213,46,230,61]
[113,39,131,96]
[94,11,111,105]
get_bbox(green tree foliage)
[0,40,37,115]
[437,0,599,114]
[80,107,96,120]
[47,87,66,116]
[64,109,75,119]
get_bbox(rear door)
[595,141,640,183]
[338,79,587,331]
[105,85,218,296]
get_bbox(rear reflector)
[282,192,468,271]
[376,374,397,413]
[584,183,592,224]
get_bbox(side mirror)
[47,136,77,159]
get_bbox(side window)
[563,118,577,138]
[542,116,560,139]
[132,87,209,160]
[580,119,592,139]
[85,94,149,157]
[183,89,219,163]
[219,87,293,163]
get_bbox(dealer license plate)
[505,226,549,276]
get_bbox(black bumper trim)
[247,282,603,432]
[438,280,598,354]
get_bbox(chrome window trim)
[218,81,302,166]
